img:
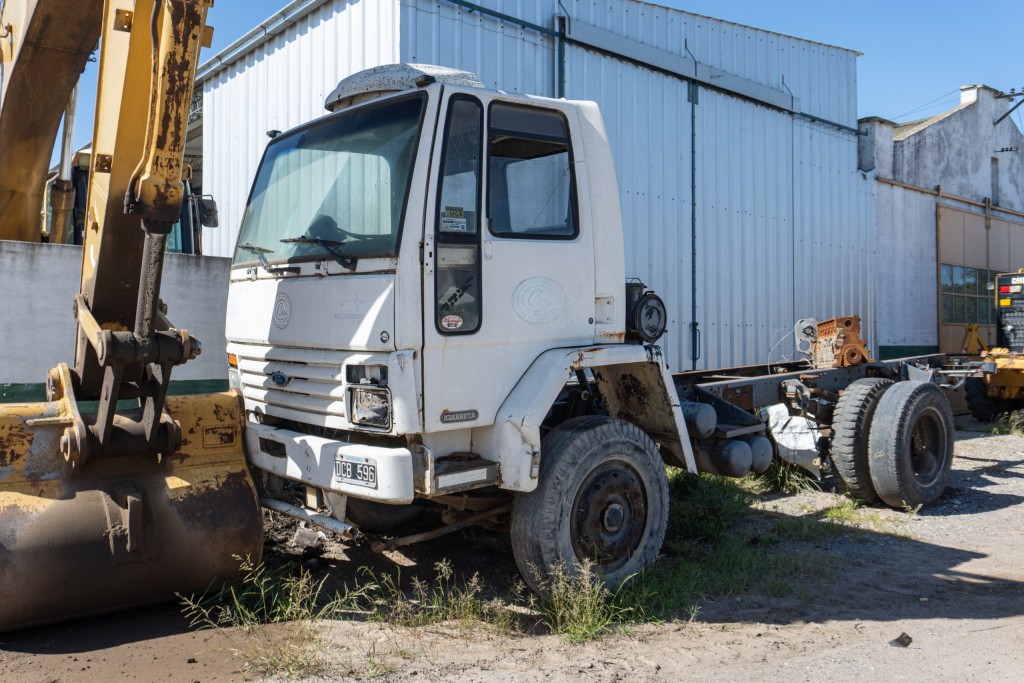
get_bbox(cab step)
[431,452,500,494]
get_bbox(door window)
[488,103,577,239]
[435,97,483,335]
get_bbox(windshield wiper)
[280,236,357,271]
[237,243,300,275]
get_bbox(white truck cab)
[226,64,692,588]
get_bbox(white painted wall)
[873,182,937,349]
[0,241,231,386]
[893,87,1024,211]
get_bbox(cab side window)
[488,103,577,239]
[435,97,483,335]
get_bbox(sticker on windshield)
[441,314,464,330]
[440,206,469,233]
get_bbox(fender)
[473,344,696,491]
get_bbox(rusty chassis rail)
[674,354,949,422]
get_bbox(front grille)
[229,341,351,428]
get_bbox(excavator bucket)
[0,387,263,632]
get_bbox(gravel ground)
[1,417,1022,682]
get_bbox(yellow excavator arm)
[0,0,100,242]
[0,0,263,632]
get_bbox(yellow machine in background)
[964,270,1024,421]
[0,1,262,631]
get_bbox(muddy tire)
[830,378,894,503]
[868,381,955,509]
[326,493,425,534]
[965,377,997,422]
[510,415,669,595]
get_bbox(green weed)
[757,458,820,494]
[180,556,366,678]
[821,498,863,524]
[664,469,751,549]
[537,561,640,643]
[356,559,522,633]
[992,410,1024,436]
[364,641,397,678]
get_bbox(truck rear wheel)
[510,416,668,595]
[964,377,997,422]
[830,378,893,503]
[868,381,955,509]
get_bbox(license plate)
[334,455,377,489]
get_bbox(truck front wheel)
[510,416,669,595]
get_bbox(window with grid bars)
[940,263,996,324]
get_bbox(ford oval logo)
[270,371,291,387]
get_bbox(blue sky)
[53,0,1024,163]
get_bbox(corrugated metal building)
[196,0,874,371]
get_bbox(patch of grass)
[615,470,844,619]
[902,502,923,516]
[757,459,820,494]
[773,515,844,541]
[180,556,366,678]
[664,469,751,548]
[992,410,1024,436]
[537,561,640,643]
[821,497,863,523]
[356,559,522,633]
[187,468,847,654]
[364,641,397,678]
[621,530,834,616]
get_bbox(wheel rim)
[909,407,947,485]
[570,459,648,572]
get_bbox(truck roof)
[324,63,484,112]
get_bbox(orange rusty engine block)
[812,316,873,368]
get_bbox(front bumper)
[244,422,415,503]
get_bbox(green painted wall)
[878,345,940,360]
[0,379,229,404]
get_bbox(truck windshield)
[232,94,425,268]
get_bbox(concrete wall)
[894,87,1024,211]
[0,241,230,393]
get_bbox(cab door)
[422,91,596,435]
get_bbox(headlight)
[228,367,242,389]
[349,386,391,428]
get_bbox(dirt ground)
[2,417,1022,682]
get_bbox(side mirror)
[198,196,219,228]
